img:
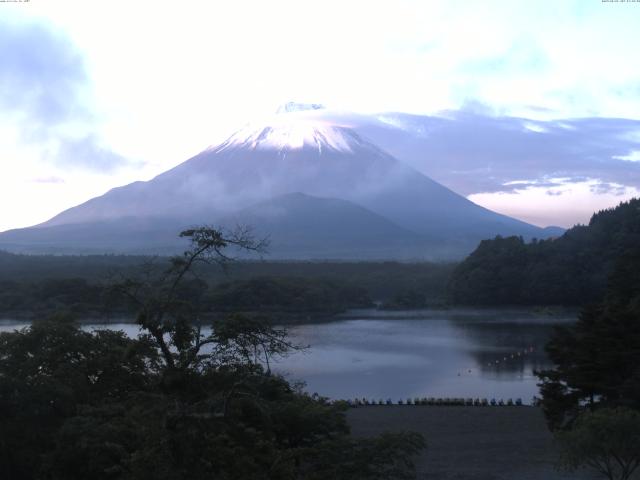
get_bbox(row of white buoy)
[487,346,536,367]
[345,397,525,407]
[456,346,537,377]
[452,346,537,378]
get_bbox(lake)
[0,309,574,404]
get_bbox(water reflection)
[276,310,575,403]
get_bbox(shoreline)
[0,305,579,326]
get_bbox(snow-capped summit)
[276,101,325,114]
[208,105,372,154]
[215,117,367,154]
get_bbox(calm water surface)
[0,309,575,403]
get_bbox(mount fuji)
[0,104,562,259]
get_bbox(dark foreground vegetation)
[0,228,424,480]
[449,198,640,306]
[533,208,640,479]
[537,244,640,430]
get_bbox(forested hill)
[0,251,454,318]
[448,198,640,306]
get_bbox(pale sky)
[1,0,640,231]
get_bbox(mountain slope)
[0,193,440,258]
[0,216,192,254]
[220,192,437,259]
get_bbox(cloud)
[363,111,640,197]
[589,182,627,196]
[30,176,65,184]
[0,16,128,172]
[0,18,87,123]
[614,150,640,163]
[53,134,130,171]
[468,179,640,228]
[457,39,550,81]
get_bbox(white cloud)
[468,179,640,228]
[614,151,640,162]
